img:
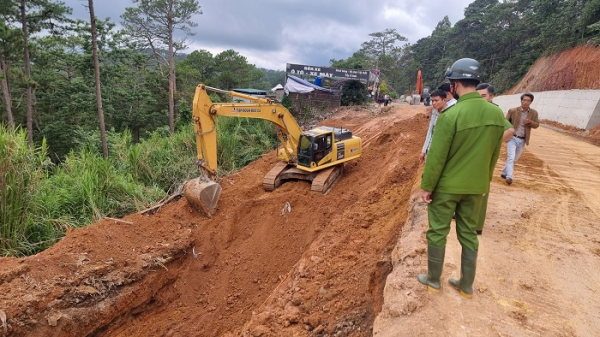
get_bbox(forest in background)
[1,0,600,256]
[2,0,600,160]
[332,0,600,95]
[1,0,286,161]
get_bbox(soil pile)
[506,45,600,93]
[0,103,427,336]
[591,123,600,142]
[540,119,600,147]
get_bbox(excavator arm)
[416,69,423,96]
[185,84,305,217]
[191,84,303,176]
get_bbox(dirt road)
[1,103,599,336]
[374,126,600,336]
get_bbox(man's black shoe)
[476,230,482,235]
[506,177,513,185]
[501,173,506,179]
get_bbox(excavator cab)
[297,133,333,168]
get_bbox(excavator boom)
[191,84,304,174]
[185,84,304,217]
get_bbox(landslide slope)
[506,45,600,93]
[0,104,428,337]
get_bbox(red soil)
[506,45,600,93]
[0,104,427,337]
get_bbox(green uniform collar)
[457,91,481,102]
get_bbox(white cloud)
[65,0,474,70]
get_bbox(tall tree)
[359,28,408,94]
[176,49,214,98]
[0,5,21,127]
[330,50,370,70]
[360,28,408,66]
[87,0,107,157]
[32,18,166,155]
[14,0,70,145]
[121,0,202,134]
[410,16,455,87]
[579,0,600,39]
[213,49,261,90]
[19,0,33,145]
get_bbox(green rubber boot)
[417,245,446,292]
[448,247,478,299]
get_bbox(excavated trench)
[0,105,428,337]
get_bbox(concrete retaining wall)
[494,90,600,130]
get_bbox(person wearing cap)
[474,83,515,235]
[417,58,507,299]
[500,93,539,185]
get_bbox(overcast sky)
[66,0,474,70]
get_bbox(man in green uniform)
[417,58,506,299]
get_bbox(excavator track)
[263,162,291,191]
[263,163,344,194]
[310,164,344,194]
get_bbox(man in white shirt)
[419,88,452,163]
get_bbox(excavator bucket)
[184,178,222,218]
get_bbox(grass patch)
[1,117,277,257]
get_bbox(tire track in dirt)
[528,126,600,217]
[374,126,600,336]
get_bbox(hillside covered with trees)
[332,0,600,94]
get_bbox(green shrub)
[216,117,278,175]
[0,126,49,256]
[281,94,292,111]
[113,125,199,191]
[341,80,368,106]
[379,81,391,96]
[28,148,165,252]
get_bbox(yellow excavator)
[183,84,362,217]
